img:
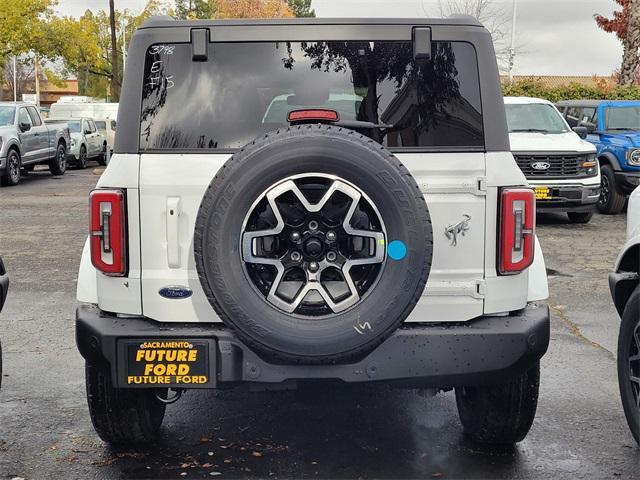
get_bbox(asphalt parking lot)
[0,167,639,479]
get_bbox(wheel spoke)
[241,174,387,317]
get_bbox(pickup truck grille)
[514,154,586,178]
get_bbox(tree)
[216,0,294,19]
[1,56,34,101]
[109,0,120,100]
[596,0,640,85]
[46,1,167,99]
[175,0,311,19]
[174,0,217,19]
[287,0,315,17]
[0,0,54,59]
[435,0,513,71]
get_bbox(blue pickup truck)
[557,100,640,214]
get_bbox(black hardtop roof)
[140,15,483,29]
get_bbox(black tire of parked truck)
[48,142,67,176]
[97,143,108,166]
[1,149,21,186]
[195,125,433,364]
[567,211,593,224]
[598,164,626,214]
[618,286,640,445]
[455,361,540,445]
[77,145,88,169]
[85,363,166,444]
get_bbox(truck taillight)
[90,189,127,276]
[499,188,535,275]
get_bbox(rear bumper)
[614,171,640,195]
[533,183,600,212]
[76,303,550,389]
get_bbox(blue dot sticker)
[387,240,407,261]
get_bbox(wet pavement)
[0,167,638,479]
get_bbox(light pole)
[12,56,17,102]
[121,18,127,78]
[508,0,517,84]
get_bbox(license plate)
[123,340,210,387]
[534,186,551,200]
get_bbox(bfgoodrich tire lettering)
[194,125,433,363]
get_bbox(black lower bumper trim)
[534,184,600,212]
[76,303,550,389]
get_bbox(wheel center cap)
[303,237,324,258]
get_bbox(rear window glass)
[140,41,484,151]
[95,121,107,130]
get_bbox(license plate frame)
[534,186,551,200]
[117,339,215,388]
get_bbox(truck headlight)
[629,149,640,166]
[581,153,598,175]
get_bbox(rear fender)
[77,237,98,303]
[527,236,549,302]
[611,240,640,316]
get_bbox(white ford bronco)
[76,16,550,445]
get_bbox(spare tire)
[194,125,432,363]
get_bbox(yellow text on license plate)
[534,187,550,200]
[126,340,209,386]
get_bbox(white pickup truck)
[505,97,600,223]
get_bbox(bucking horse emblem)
[445,214,471,246]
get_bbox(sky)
[55,0,623,76]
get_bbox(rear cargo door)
[137,24,487,322]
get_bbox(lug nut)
[290,251,302,262]
[326,230,336,242]
[308,261,319,272]
[290,231,301,242]
[308,220,319,231]
[326,251,337,262]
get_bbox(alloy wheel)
[599,174,610,207]
[8,153,19,183]
[58,146,66,170]
[240,174,387,317]
[629,320,640,411]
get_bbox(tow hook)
[155,388,185,405]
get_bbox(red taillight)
[90,189,127,276]
[287,109,340,123]
[499,188,535,275]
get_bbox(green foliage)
[287,0,315,17]
[174,0,217,19]
[501,78,640,102]
[0,0,55,58]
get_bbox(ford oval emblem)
[531,161,551,171]
[159,286,193,299]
